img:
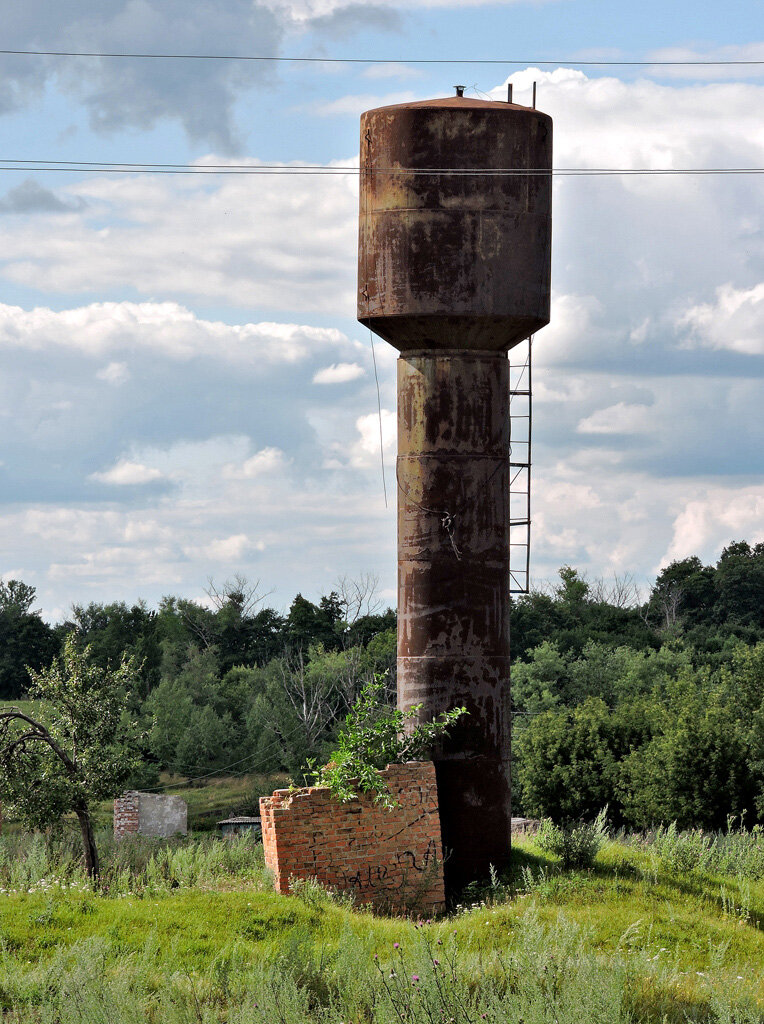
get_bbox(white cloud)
[222,447,287,479]
[313,362,365,384]
[0,164,359,314]
[197,534,264,562]
[4,67,764,615]
[677,282,764,355]
[265,0,552,20]
[352,409,396,465]
[362,64,424,80]
[645,43,764,81]
[96,361,130,385]
[661,486,764,566]
[3,71,763,324]
[0,0,283,149]
[492,68,764,172]
[577,402,653,435]
[89,459,163,485]
[0,301,360,364]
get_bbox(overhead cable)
[1,48,762,66]
[0,161,762,177]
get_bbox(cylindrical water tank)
[358,96,552,352]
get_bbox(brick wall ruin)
[260,761,445,913]
[114,791,187,839]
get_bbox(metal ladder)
[509,336,533,594]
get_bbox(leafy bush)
[308,678,466,807]
[536,809,609,869]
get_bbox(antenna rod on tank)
[532,81,537,108]
[507,83,513,103]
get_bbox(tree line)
[1,541,763,831]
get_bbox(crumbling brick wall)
[260,761,445,912]
[114,791,140,839]
[114,791,187,839]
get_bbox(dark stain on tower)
[358,92,552,895]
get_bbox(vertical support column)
[397,351,511,893]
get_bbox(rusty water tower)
[357,92,552,892]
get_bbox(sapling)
[308,677,466,807]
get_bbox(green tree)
[285,593,342,654]
[714,541,764,629]
[514,698,621,821]
[510,640,566,715]
[67,600,162,696]
[0,579,58,699]
[0,635,142,877]
[618,672,760,829]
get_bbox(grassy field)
[0,822,762,1022]
[0,698,43,719]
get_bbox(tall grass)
[634,820,764,879]
[0,830,270,896]
[1,908,760,1023]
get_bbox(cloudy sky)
[0,0,762,620]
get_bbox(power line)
[0,161,762,177]
[1,48,762,66]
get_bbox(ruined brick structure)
[113,791,140,838]
[114,791,187,839]
[260,761,445,912]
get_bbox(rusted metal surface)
[397,353,511,891]
[357,95,553,894]
[358,96,552,352]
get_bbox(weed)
[536,808,609,869]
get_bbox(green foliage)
[67,600,162,696]
[4,545,764,833]
[309,678,466,807]
[509,566,657,662]
[646,541,764,655]
[515,698,625,822]
[0,635,143,875]
[0,580,58,700]
[617,677,758,830]
[535,809,609,868]
[513,639,764,829]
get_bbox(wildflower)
[394,942,400,949]
[433,959,440,966]
[412,975,419,982]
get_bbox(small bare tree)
[335,572,382,626]
[204,574,272,617]
[278,653,343,750]
[589,572,645,609]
